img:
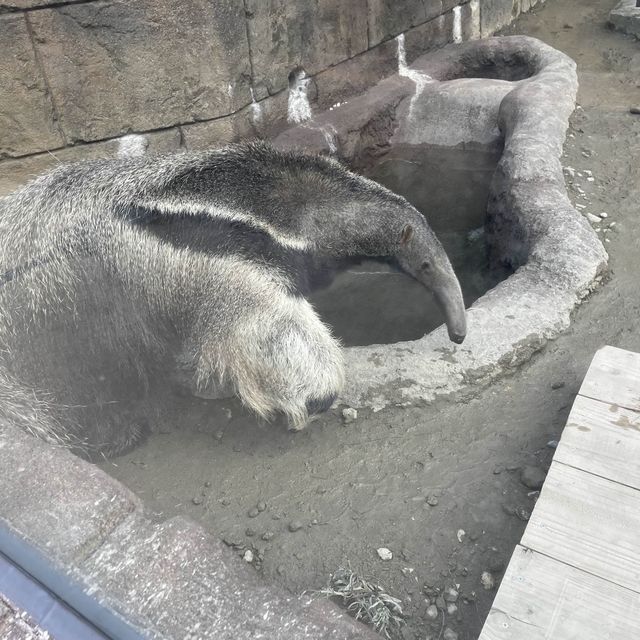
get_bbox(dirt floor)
[99,2,640,638]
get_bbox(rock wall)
[0,0,544,191]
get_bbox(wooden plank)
[555,394,640,490]
[579,345,640,412]
[480,545,640,640]
[521,461,640,593]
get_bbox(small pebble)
[551,381,565,390]
[377,547,393,561]
[204,481,212,488]
[520,465,546,490]
[288,520,303,532]
[257,501,267,512]
[447,603,458,616]
[547,440,559,449]
[456,529,465,543]
[481,571,495,590]
[493,465,503,475]
[261,531,274,541]
[516,506,531,521]
[586,213,601,224]
[342,407,358,424]
[220,497,231,506]
[277,565,285,575]
[426,604,439,620]
[192,496,203,505]
[630,106,640,115]
[443,628,458,640]
[444,587,459,603]
[426,495,439,506]
[248,507,260,518]
[243,549,254,563]
[245,528,256,537]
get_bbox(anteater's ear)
[400,224,414,245]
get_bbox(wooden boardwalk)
[479,345,640,639]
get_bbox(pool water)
[308,144,510,346]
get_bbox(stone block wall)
[0,0,544,192]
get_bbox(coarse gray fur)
[0,142,465,457]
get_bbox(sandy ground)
[99,1,640,638]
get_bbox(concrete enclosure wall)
[0,0,543,183]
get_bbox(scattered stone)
[520,465,546,490]
[261,531,274,541]
[277,565,285,575]
[444,587,459,603]
[426,604,439,620]
[586,213,601,224]
[426,495,439,506]
[243,549,254,563]
[248,507,260,518]
[401,567,414,576]
[481,571,495,590]
[443,628,458,640]
[342,407,358,424]
[377,547,393,561]
[547,440,559,449]
[551,381,565,390]
[630,106,640,115]
[204,480,212,488]
[245,528,256,537]
[257,500,267,512]
[563,166,576,178]
[456,529,465,543]
[515,506,531,521]
[220,497,231,506]
[288,520,303,532]
[215,430,224,440]
[447,603,458,616]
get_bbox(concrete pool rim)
[275,35,608,412]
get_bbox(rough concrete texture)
[0,14,64,158]
[0,596,50,640]
[245,0,369,96]
[0,0,90,8]
[0,0,542,163]
[275,36,607,411]
[0,128,181,197]
[27,0,252,143]
[609,0,640,38]
[367,0,464,47]
[0,422,378,639]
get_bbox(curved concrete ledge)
[275,36,607,411]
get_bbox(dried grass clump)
[314,567,404,638]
